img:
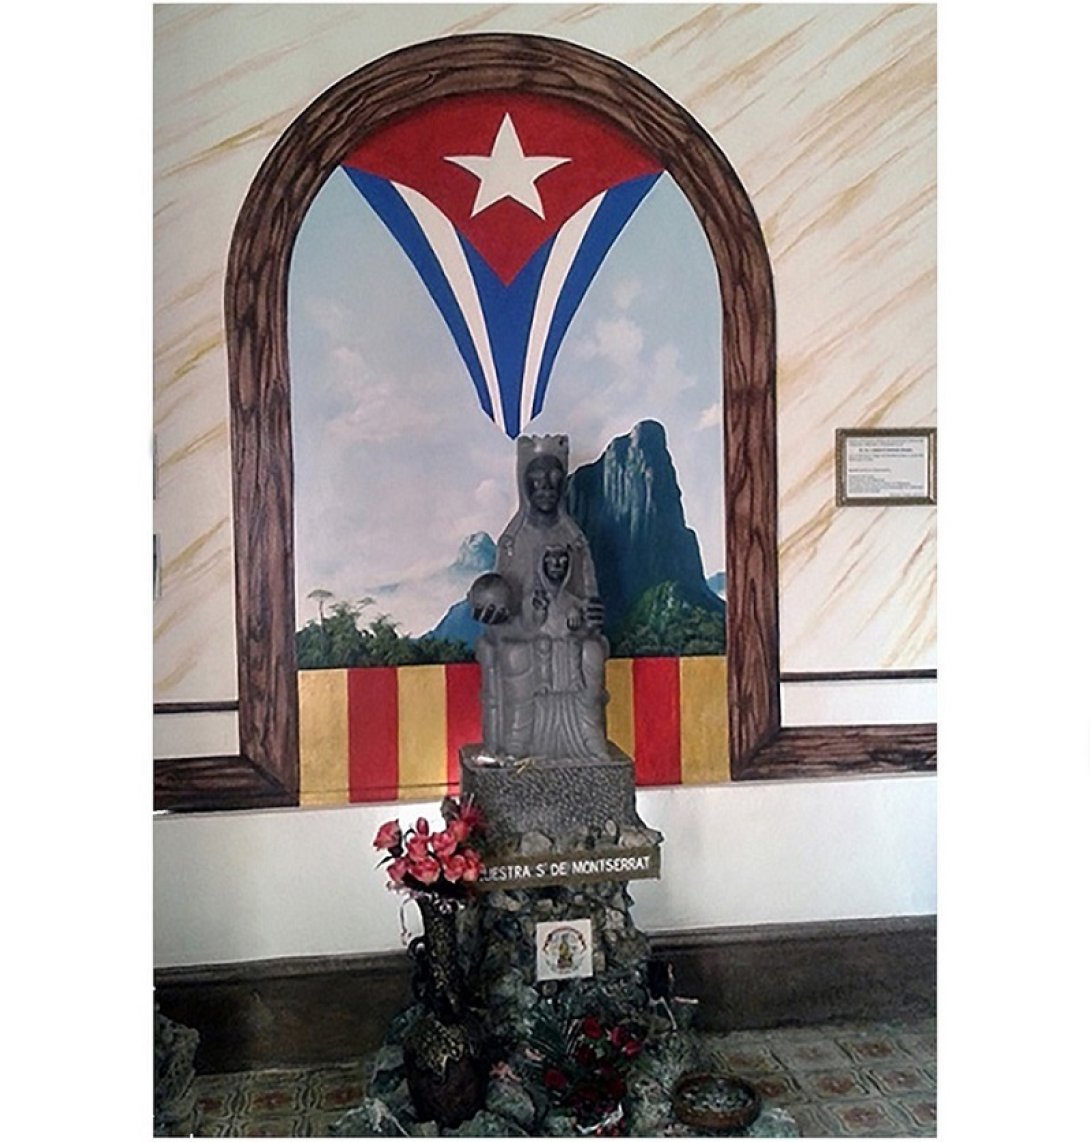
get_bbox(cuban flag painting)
[341,93,663,438]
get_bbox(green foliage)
[296,598,475,669]
[612,580,725,658]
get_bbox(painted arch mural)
[288,84,729,803]
[153,33,933,813]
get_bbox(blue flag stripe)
[342,168,495,422]
[461,238,554,438]
[531,173,661,418]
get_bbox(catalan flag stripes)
[444,663,483,791]
[297,657,729,803]
[397,665,450,801]
[604,658,636,756]
[298,669,348,806]
[679,655,730,784]
[348,667,398,803]
[632,657,682,785]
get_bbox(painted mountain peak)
[565,418,724,649]
[451,531,496,574]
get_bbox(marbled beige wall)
[153,4,936,740]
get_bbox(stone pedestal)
[460,744,653,841]
[457,742,663,1050]
[461,744,662,891]
[340,743,679,1136]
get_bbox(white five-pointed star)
[445,113,570,219]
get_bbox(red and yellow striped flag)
[298,656,728,804]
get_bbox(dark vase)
[412,895,467,1020]
[403,896,485,1128]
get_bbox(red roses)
[534,1014,646,1134]
[373,795,486,898]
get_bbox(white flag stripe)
[395,181,504,429]
[520,193,604,431]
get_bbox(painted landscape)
[296,420,725,668]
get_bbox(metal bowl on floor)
[672,1071,761,1133]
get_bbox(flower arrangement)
[534,1014,646,1135]
[373,794,486,899]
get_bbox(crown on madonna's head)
[517,433,569,470]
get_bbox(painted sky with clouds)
[289,169,723,634]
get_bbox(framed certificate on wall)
[836,428,937,506]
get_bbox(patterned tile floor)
[191,1061,370,1138]
[703,1019,936,1138]
[191,1017,935,1137]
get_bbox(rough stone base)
[464,877,653,1045]
[334,1019,800,1137]
[328,862,801,1137]
[332,862,663,1136]
[154,1005,199,1137]
[330,746,690,1135]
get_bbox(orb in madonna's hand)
[469,573,514,624]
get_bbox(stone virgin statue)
[469,435,609,761]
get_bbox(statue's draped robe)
[478,513,608,759]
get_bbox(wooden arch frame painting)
[154,34,936,811]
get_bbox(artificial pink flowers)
[372,794,486,899]
[372,819,402,851]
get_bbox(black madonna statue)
[469,435,609,761]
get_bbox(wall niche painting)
[288,91,728,804]
[153,33,934,814]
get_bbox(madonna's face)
[524,456,564,515]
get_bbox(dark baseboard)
[651,915,936,1033]
[154,915,935,1074]
[154,951,412,1075]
